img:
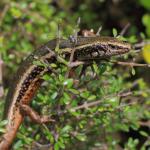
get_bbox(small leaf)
[42,74,50,81]
[80,91,90,99]
[128,36,137,43]
[131,67,136,75]
[57,141,65,149]
[93,62,99,74]
[140,131,148,137]
[61,125,72,133]
[112,28,118,37]
[62,92,71,104]
[140,32,146,39]
[54,143,60,150]
[50,63,57,68]
[63,79,73,88]
[139,0,150,10]
[142,44,150,64]
[87,95,96,101]
[0,120,8,127]
[10,7,22,18]
[51,92,58,99]
[69,88,79,94]
[76,133,87,141]
[13,140,23,149]
[99,64,107,74]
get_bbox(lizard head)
[71,36,131,60]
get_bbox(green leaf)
[61,125,72,133]
[62,92,71,104]
[42,74,50,81]
[54,143,60,150]
[13,140,23,149]
[93,62,99,74]
[142,14,150,26]
[139,0,150,10]
[10,7,22,18]
[139,131,148,137]
[57,141,65,149]
[87,95,96,101]
[69,88,79,94]
[80,91,90,99]
[99,64,107,74]
[0,120,8,127]
[131,67,136,75]
[128,36,138,43]
[112,28,118,37]
[142,14,150,36]
[50,63,57,68]
[63,78,73,88]
[76,133,87,141]
[58,74,64,82]
[51,92,58,99]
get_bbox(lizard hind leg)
[19,104,55,124]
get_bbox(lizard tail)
[0,116,23,149]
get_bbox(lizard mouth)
[75,44,130,59]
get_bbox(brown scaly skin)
[0,36,131,149]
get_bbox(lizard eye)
[109,44,116,49]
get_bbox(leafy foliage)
[0,0,150,150]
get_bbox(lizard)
[0,35,131,149]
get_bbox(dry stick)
[133,40,150,49]
[139,120,150,127]
[96,26,102,36]
[61,85,150,114]
[69,91,133,112]
[55,91,132,115]
[65,17,81,78]
[110,60,150,68]
[0,4,9,26]
[0,5,9,98]
[119,23,130,36]
[0,54,4,98]
[30,141,51,149]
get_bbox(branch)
[119,23,130,36]
[133,40,150,49]
[110,60,150,68]
[0,54,4,98]
[68,91,132,112]
[0,4,9,26]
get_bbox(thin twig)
[69,91,132,112]
[110,60,150,68]
[133,40,150,49]
[96,26,102,36]
[30,141,51,149]
[139,120,150,127]
[0,4,9,26]
[0,54,4,98]
[65,18,81,78]
[119,23,130,36]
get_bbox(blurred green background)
[0,0,150,149]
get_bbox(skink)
[0,36,131,149]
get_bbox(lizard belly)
[0,66,45,149]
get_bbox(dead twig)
[0,4,9,26]
[68,91,133,112]
[110,60,150,68]
[119,23,130,36]
[133,40,150,49]
[0,54,4,98]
